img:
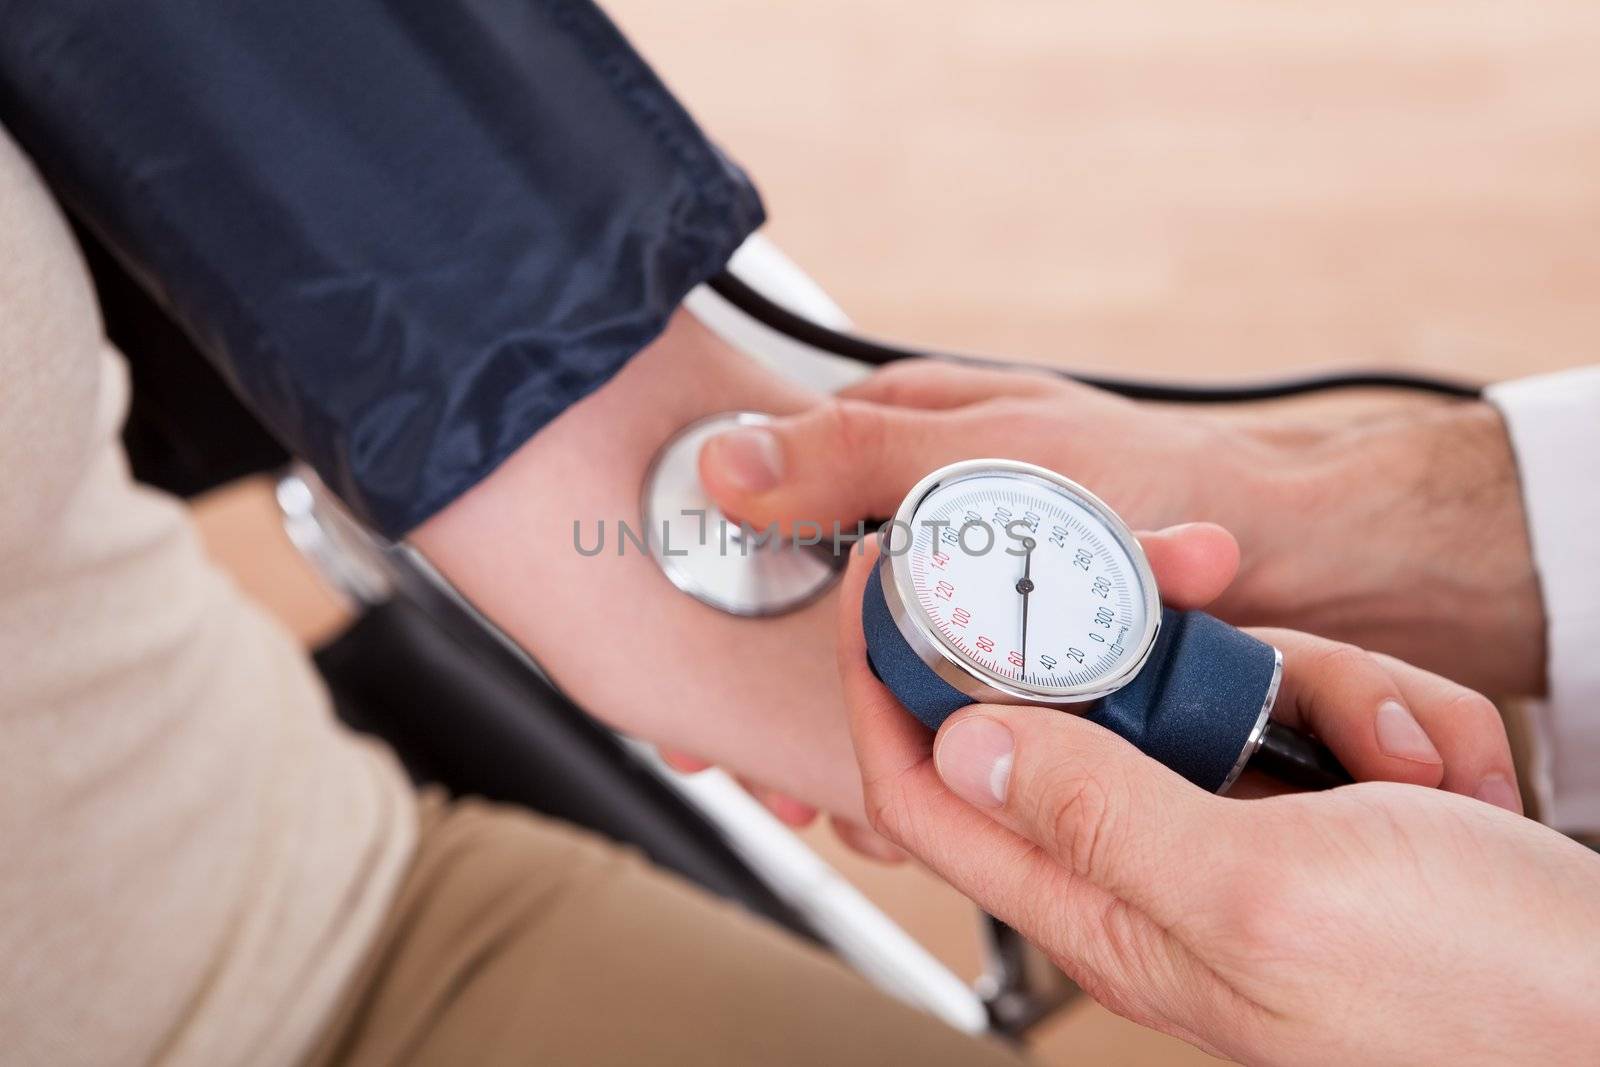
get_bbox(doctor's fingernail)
[1374,700,1441,764]
[1474,774,1522,814]
[706,428,783,493]
[936,717,1014,808]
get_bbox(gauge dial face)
[892,466,1157,700]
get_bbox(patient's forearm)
[411,313,868,816]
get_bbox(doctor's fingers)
[837,359,1064,411]
[835,541,1241,946]
[1135,523,1239,612]
[928,704,1244,937]
[698,398,1035,536]
[1253,629,1519,809]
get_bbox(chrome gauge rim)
[880,459,1162,706]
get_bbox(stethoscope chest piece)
[641,411,843,618]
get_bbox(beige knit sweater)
[0,128,415,1065]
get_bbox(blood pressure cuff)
[0,1,764,536]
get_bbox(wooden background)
[609,0,1600,382]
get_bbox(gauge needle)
[1016,537,1035,677]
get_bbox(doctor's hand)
[834,544,1600,1067]
[700,360,1545,697]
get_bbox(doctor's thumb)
[697,399,968,534]
[933,706,1236,905]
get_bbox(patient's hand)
[700,360,1545,698]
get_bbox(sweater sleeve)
[0,0,765,536]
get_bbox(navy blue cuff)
[0,0,765,536]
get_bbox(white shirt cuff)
[1486,366,1600,833]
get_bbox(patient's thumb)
[698,402,948,534]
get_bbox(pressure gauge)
[878,459,1161,705]
[863,459,1345,794]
